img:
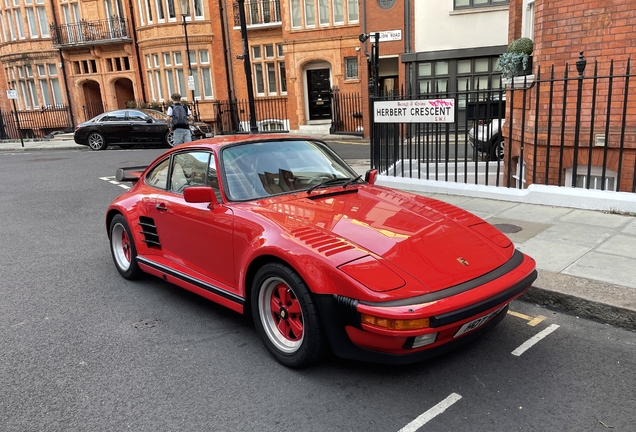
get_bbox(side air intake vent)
[138,216,160,248]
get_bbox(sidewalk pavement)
[2,135,635,331]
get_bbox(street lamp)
[178,0,197,119]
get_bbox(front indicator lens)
[361,314,430,330]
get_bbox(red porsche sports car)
[106,134,537,367]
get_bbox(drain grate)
[492,223,523,234]
[132,318,161,329]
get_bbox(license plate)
[205,132,213,137]
[454,305,506,338]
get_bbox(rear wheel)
[88,132,107,151]
[252,263,326,368]
[109,214,142,280]
[165,131,174,147]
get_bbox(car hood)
[256,186,512,293]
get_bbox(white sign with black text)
[374,99,455,123]
[6,89,17,100]
[369,30,402,42]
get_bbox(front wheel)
[252,263,326,368]
[88,132,107,151]
[109,214,143,280]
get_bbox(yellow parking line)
[508,311,546,326]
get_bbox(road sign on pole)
[6,89,17,99]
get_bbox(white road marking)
[512,324,560,356]
[398,393,462,432]
[100,176,130,190]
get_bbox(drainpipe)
[404,0,412,94]
[219,0,239,131]
[128,0,146,101]
[48,0,76,127]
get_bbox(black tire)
[109,214,143,280]
[252,263,326,368]
[88,132,107,151]
[165,131,175,147]
[490,135,504,161]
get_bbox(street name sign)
[374,99,455,123]
[6,89,17,99]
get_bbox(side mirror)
[365,169,378,185]
[183,186,219,207]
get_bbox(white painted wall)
[414,0,509,52]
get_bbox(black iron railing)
[0,105,73,139]
[331,87,363,136]
[371,54,636,193]
[51,16,130,47]
[213,97,288,134]
[233,0,281,27]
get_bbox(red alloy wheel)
[258,276,305,353]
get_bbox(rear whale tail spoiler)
[116,165,148,183]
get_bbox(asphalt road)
[1,147,634,432]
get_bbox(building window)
[251,43,286,96]
[523,0,535,40]
[454,0,508,9]
[566,166,617,191]
[7,62,62,109]
[345,57,358,80]
[291,0,358,29]
[105,57,131,72]
[378,0,395,9]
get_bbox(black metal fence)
[331,87,363,135]
[213,97,288,134]
[372,54,636,194]
[51,16,130,47]
[0,106,73,139]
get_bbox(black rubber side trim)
[430,270,537,327]
[359,249,526,308]
[137,256,245,306]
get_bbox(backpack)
[171,104,189,128]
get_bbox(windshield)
[221,140,359,201]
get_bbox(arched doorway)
[114,78,135,109]
[82,80,104,120]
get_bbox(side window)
[128,110,148,121]
[170,151,220,199]
[146,158,170,189]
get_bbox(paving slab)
[621,218,636,235]
[452,197,519,216]
[532,222,615,246]
[496,203,573,224]
[515,238,591,272]
[564,252,636,289]
[558,208,632,228]
[595,234,636,260]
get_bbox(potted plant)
[497,37,533,79]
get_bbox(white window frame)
[145,0,154,24]
[137,0,145,26]
[304,0,315,27]
[290,0,302,29]
[15,9,26,39]
[565,166,618,191]
[201,67,213,99]
[166,0,176,21]
[522,0,535,40]
[347,0,358,23]
[318,0,329,26]
[36,6,49,37]
[333,0,344,25]
[193,0,204,19]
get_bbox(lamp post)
[236,0,258,133]
[178,0,197,120]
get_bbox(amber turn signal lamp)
[360,314,430,330]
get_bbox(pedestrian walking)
[166,93,194,146]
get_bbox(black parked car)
[74,109,214,151]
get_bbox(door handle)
[155,203,168,212]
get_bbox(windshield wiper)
[341,175,362,188]
[306,177,350,194]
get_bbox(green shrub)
[508,37,533,55]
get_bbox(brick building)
[506,0,636,191]
[0,0,411,138]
